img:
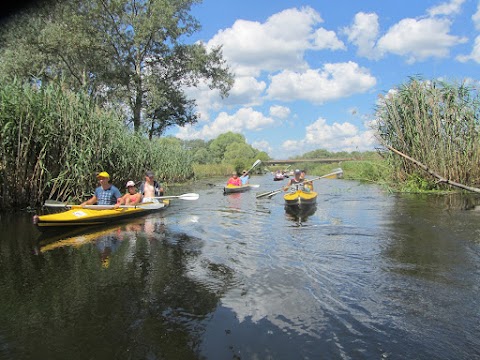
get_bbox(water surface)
[0,176,479,359]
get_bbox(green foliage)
[185,132,268,176]
[296,149,332,159]
[0,0,234,138]
[375,77,480,187]
[192,148,211,164]
[208,132,246,163]
[192,163,234,177]
[0,79,193,209]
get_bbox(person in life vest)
[227,172,242,186]
[284,169,305,192]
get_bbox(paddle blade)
[178,193,200,200]
[154,193,200,201]
[43,200,70,208]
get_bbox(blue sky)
[166,0,480,159]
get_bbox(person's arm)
[81,195,97,206]
[284,180,292,191]
[113,187,122,204]
[114,195,124,208]
[128,193,142,205]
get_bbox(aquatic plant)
[375,77,480,188]
[0,79,193,209]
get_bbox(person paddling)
[240,170,250,185]
[114,181,142,208]
[227,172,242,186]
[284,169,304,192]
[81,171,122,206]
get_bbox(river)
[0,175,479,359]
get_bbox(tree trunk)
[387,145,480,193]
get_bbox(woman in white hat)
[114,181,142,208]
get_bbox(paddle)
[256,168,343,199]
[42,201,160,210]
[244,159,262,174]
[153,193,199,201]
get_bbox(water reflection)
[284,204,317,225]
[1,178,480,359]
[2,214,236,360]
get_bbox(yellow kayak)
[33,201,169,232]
[284,190,317,207]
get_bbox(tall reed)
[0,79,193,209]
[375,77,480,188]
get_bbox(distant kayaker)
[81,171,122,206]
[284,169,305,192]
[114,181,142,208]
[240,170,249,185]
[139,171,164,203]
[227,172,242,186]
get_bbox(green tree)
[208,132,246,163]
[255,151,270,162]
[0,0,234,138]
[223,142,255,164]
[192,148,211,164]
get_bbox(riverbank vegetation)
[267,151,389,186]
[0,0,234,209]
[375,77,480,192]
[0,79,193,209]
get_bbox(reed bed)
[0,79,193,209]
[375,78,480,189]
[192,163,235,178]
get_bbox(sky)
[164,0,480,159]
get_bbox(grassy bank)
[0,79,193,209]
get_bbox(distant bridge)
[263,158,351,165]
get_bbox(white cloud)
[267,62,376,103]
[184,83,223,123]
[176,107,274,140]
[377,17,468,63]
[457,35,480,63]
[427,0,465,17]
[281,117,377,156]
[251,140,272,154]
[343,12,381,60]
[345,12,468,63]
[473,2,480,30]
[224,76,267,106]
[311,28,346,50]
[269,105,291,119]
[207,7,344,77]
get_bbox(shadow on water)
[284,204,317,227]
[0,214,237,360]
